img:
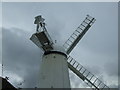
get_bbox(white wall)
[39,53,70,88]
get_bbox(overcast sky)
[0,2,118,88]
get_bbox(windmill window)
[53,56,56,58]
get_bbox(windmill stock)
[30,15,110,89]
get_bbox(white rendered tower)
[39,45,70,88]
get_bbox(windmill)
[30,15,110,89]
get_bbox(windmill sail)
[63,15,96,54]
[67,56,110,90]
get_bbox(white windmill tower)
[30,15,110,89]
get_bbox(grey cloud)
[69,70,92,88]
[2,28,42,88]
[104,61,118,77]
[69,70,83,88]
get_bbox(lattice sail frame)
[63,15,96,54]
[63,15,110,90]
[67,56,110,90]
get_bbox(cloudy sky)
[0,2,118,88]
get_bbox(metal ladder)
[67,56,110,90]
[63,15,96,54]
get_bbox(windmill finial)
[34,15,45,32]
